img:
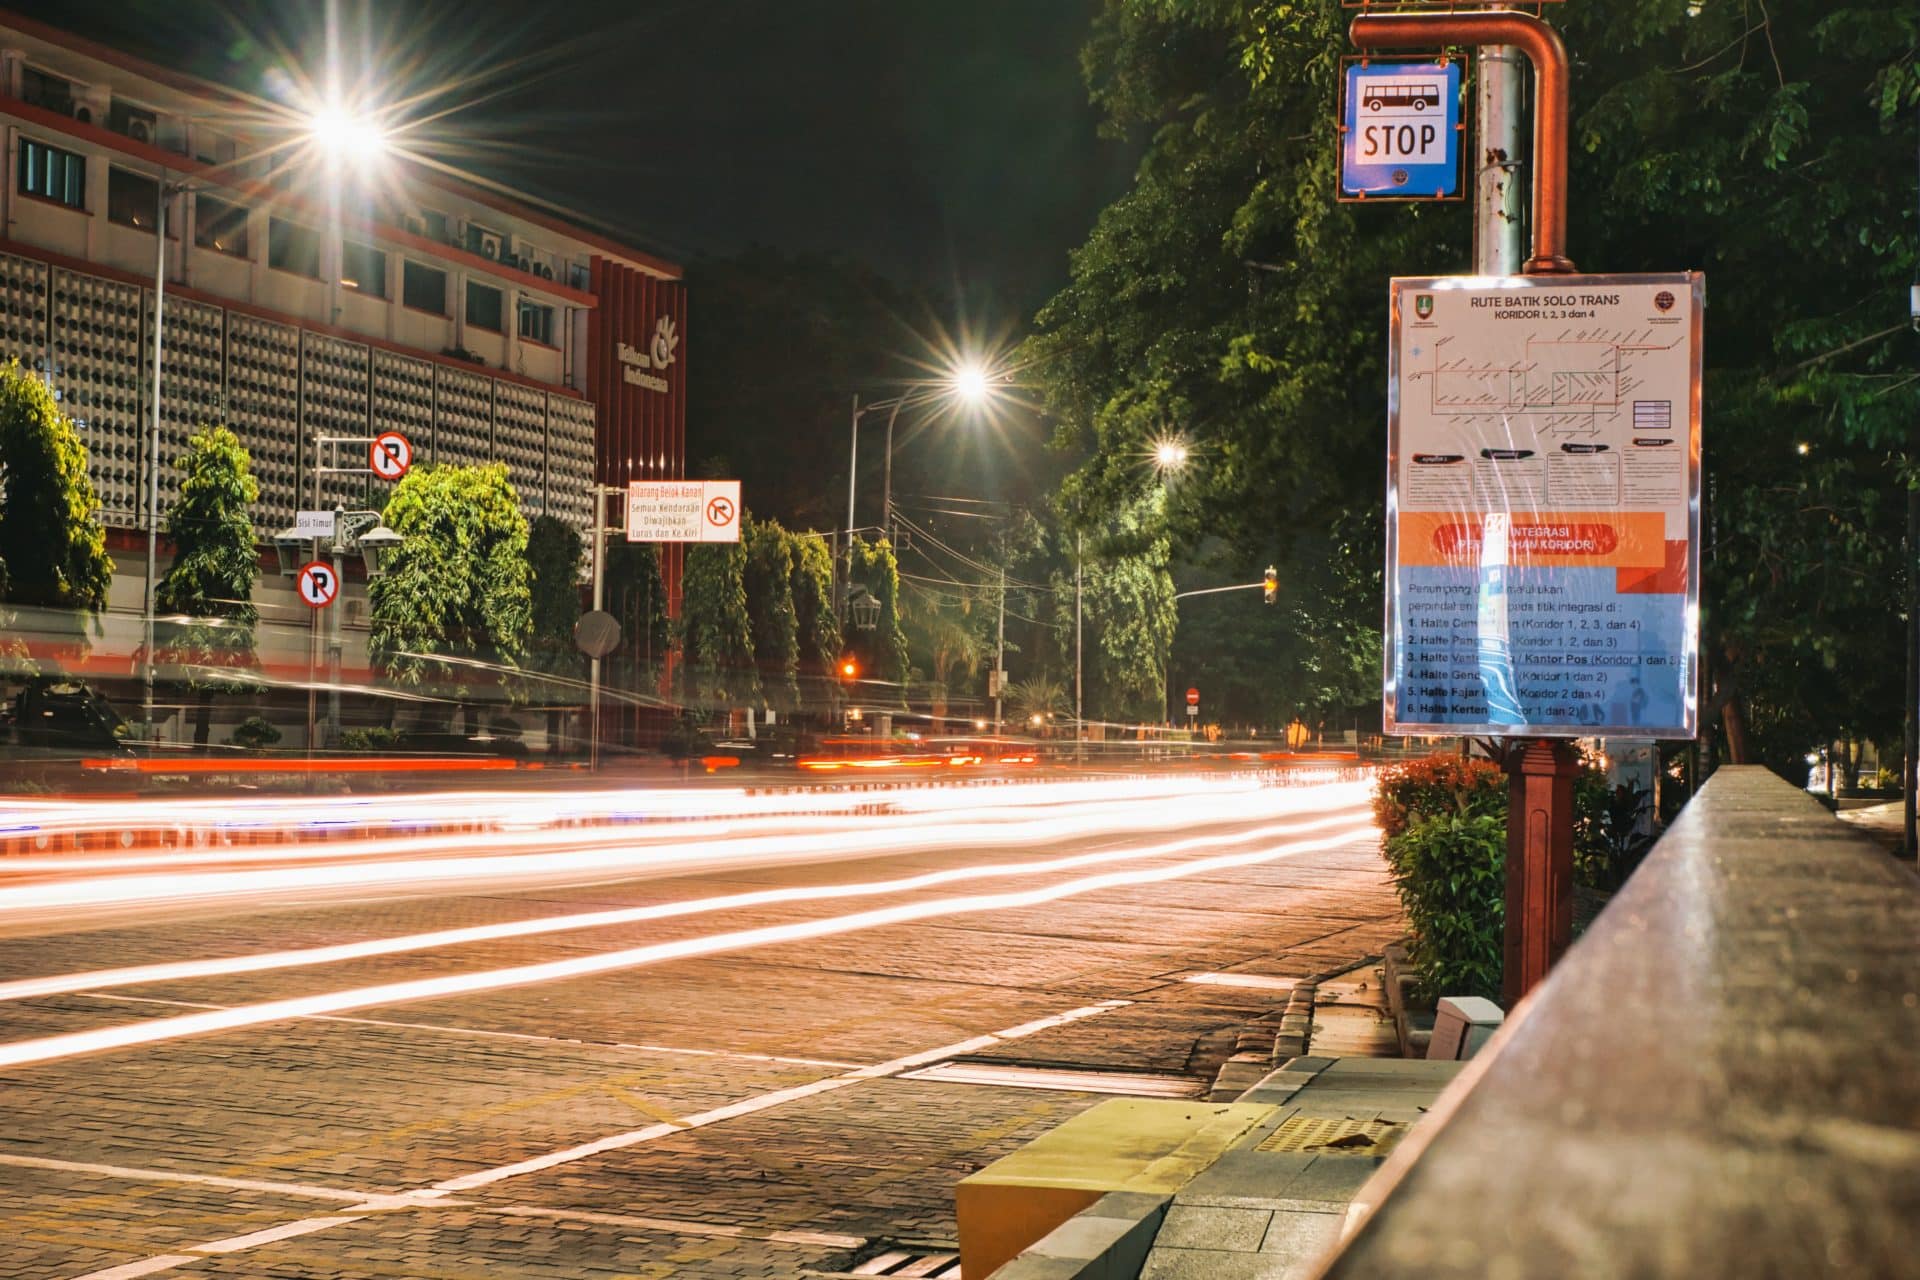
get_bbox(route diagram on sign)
[1415,327,1687,440]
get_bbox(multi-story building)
[0,11,686,743]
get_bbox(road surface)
[0,772,1399,1279]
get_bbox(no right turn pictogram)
[705,495,735,528]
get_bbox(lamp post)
[140,107,388,737]
[840,361,996,616]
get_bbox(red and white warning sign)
[370,431,413,481]
[296,561,339,609]
[626,480,742,543]
[1186,687,1201,707]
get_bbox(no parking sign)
[296,561,339,609]
[370,431,413,481]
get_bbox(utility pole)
[842,394,859,621]
[1475,20,1523,279]
[141,178,168,737]
[1074,530,1084,752]
[590,485,609,772]
[1905,102,1919,859]
[994,564,1006,735]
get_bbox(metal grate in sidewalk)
[1257,1113,1407,1156]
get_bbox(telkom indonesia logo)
[651,316,678,370]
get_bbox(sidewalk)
[1836,799,1906,857]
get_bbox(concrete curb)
[987,1191,1170,1280]
[1206,982,1318,1101]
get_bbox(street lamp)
[842,358,1006,616]
[140,104,389,736]
[1152,436,1191,473]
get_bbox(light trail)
[0,822,1375,1070]
[0,807,1367,1003]
[1,775,1281,877]
[0,781,1370,916]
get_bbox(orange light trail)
[0,823,1375,1070]
[0,808,1366,1004]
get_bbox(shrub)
[339,726,400,752]
[225,716,280,750]
[1372,752,1505,838]
[1383,811,1506,1001]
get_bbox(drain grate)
[850,1248,963,1276]
[1257,1114,1405,1156]
[902,1059,1204,1099]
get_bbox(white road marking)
[1,824,1374,1071]
[484,1203,867,1248]
[1183,972,1300,991]
[78,993,864,1069]
[57,998,1132,1280]
[0,1152,386,1203]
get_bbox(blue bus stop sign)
[1342,62,1461,199]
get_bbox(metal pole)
[590,485,607,772]
[1475,29,1523,277]
[1905,103,1919,859]
[306,440,321,754]
[327,507,344,743]
[994,564,1005,735]
[1074,530,1083,747]
[843,395,860,619]
[882,397,905,549]
[142,179,168,735]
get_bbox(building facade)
[0,12,686,742]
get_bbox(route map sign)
[1341,61,1461,199]
[1384,273,1704,739]
[625,480,741,543]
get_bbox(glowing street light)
[306,104,391,165]
[1153,437,1191,472]
[950,362,994,406]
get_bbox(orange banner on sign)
[1397,511,1667,569]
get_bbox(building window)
[108,98,159,145]
[567,261,591,292]
[194,195,250,257]
[107,168,159,230]
[194,128,235,167]
[18,139,85,209]
[341,239,388,299]
[21,68,75,115]
[466,281,503,332]
[517,300,555,346]
[267,217,322,278]
[420,209,449,243]
[402,260,446,314]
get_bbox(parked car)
[3,678,132,752]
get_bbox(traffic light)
[1263,565,1278,605]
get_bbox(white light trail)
[0,807,1366,1004]
[0,782,1370,917]
[0,822,1374,1070]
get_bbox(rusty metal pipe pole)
[1351,10,1575,274]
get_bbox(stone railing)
[1312,765,1920,1278]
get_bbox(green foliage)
[848,535,910,696]
[606,540,670,694]
[679,538,757,708]
[1573,773,1657,891]
[907,586,987,718]
[525,515,585,686]
[224,715,280,750]
[368,464,531,700]
[743,516,800,710]
[789,530,841,677]
[1371,752,1506,840]
[0,359,112,615]
[155,426,261,744]
[1008,674,1072,726]
[339,725,400,752]
[1383,813,1506,1002]
[1069,491,1175,722]
[1034,0,1920,765]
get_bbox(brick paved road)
[0,775,1400,1278]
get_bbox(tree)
[524,514,585,752]
[1067,490,1176,724]
[679,538,757,710]
[0,359,113,625]
[369,463,531,724]
[1030,0,1919,776]
[847,535,910,700]
[743,516,801,711]
[154,427,259,745]
[908,589,987,724]
[790,530,842,694]
[606,539,671,696]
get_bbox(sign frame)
[1382,272,1704,741]
[1339,57,1466,202]
[369,431,413,481]
[296,560,339,610]
[625,480,742,544]
[293,510,336,539]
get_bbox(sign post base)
[1503,738,1579,1008]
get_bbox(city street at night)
[0,772,1397,1278]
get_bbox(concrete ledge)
[989,1191,1170,1280]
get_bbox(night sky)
[19,0,1134,312]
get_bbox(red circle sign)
[705,495,735,527]
[296,561,339,609]
[370,431,412,481]
[1186,687,1200,706]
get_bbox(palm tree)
[912,596,986,728]
[1008,675,1072,735]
